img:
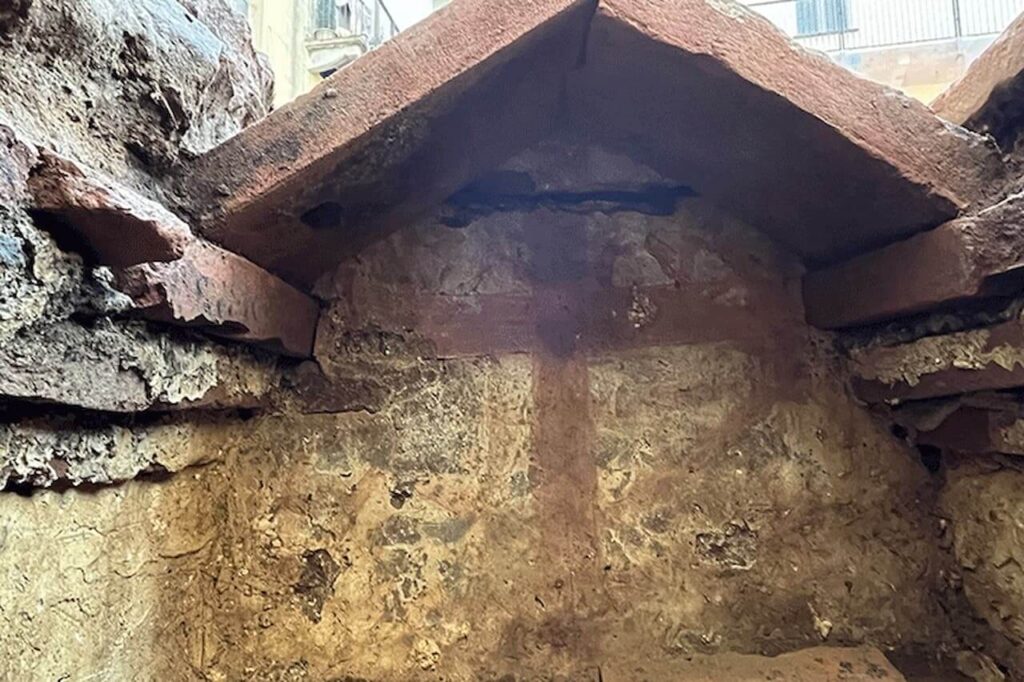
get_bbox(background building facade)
[245,0,1024,107]
[749,0,1024,102]
[245,0,400,106]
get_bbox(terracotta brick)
[23,147,319,357]
[804,192,1024,328]
[932,11,1024,138]
[605,646,905,681]
[568,0,1003,264]
[29,149,193,265]
[115,240,320,358]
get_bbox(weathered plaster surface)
[176,143,953,678]
[1,364,947,678]
[0,449,232,680]
[0,141,963,678]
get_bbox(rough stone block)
[0,206,90,345]
[850,318,1024,403]
[0,0,271,192]
[0,319,279,412]
[0,416,231,489]
[805,192,1024,329]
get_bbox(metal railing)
[308,0,400,48]
[745,0,1024,52]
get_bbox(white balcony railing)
[746,0,1024,52]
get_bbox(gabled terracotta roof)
[182,0,1004,289]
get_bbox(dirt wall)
[940,458,1024,679]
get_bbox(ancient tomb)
[3,0,1024,679]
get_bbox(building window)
[313,0,355,33]
[796,0,848,36]
[339,1,352,31]
[315,0,337,30]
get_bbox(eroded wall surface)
[0,0,271,196]
[163,142,952,679]
[0,136,960,679]
[1,424,235,680]
[0,1,281,678]
[0,0,279,486]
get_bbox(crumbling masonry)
[4,0,1024,679]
